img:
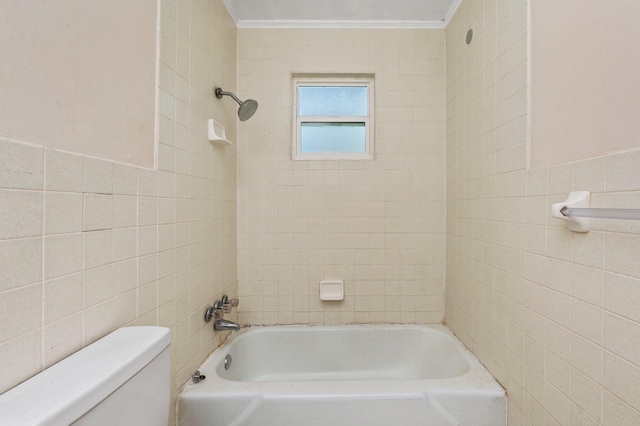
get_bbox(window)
[293,75,374,160]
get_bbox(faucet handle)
[229,297,239,308]
[204,300,225,322]
[221,295,232,313]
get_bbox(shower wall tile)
[0,331,42,393]
[113,163,138,196]
[0,190,42,239]
[83,158,113,195]
[236,28,447,325]
[44,150,84,192]
[0,284,42,343]
[43,313,83,368]
[446,1,640,424]
[0,140,44,191]
[44,234,83,280]
[44,192,83,235]
[43,273,83,324]
[83,194,113,231]
[0,2,238,423]
[0,238,42,293]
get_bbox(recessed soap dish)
[208,119,232,145]
[319,280,344,301]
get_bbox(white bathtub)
[178,325,506,426]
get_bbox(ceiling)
[222,0,462,28]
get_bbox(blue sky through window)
[300,122,366,152]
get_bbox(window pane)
[299,86,368,116]
[300,122,366,153]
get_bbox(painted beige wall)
[236,28,447,325]
[447,0,640,424]
[531,0,640,167]
[0,0,157,167]
[0,1,239,424]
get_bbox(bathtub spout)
[214,319,241,332]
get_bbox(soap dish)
[208,119,232,145]
[319,280,344,301]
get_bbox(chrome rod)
[561,207,640,220]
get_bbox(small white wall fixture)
[551,191,591,233]
[319,280,344,301]
[208,119,232,145]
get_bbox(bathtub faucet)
[204,295,240,325]
[214,319,241,332]
[204,295,241,331]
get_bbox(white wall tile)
[83,300,114,345]
[605,233,640,280]
[571,333,603,384]
[44,273,82,324]
[0,238,42,293]
[113,195,137,228]
[43,313,82,368]
[44,192,83,235]
[138,226,158,256]
[44,150,83,192]
[44,234,83,280]
[83,194,113,231]
[605,272,640,323]
[138,197,158,226]
[0,284,42,343]
[604,351,640,412]
[603,391,640,426]
[83,265,113,308]
[571,368,602,423]
[604,312,640,367]
[572,300,603,345]
[0,331,42,392]
[84,157,113,194]
[113,228,137,262]
[113,259,137,295]
[0,139,44,190]
[113,163,138,195]
[83,230,113,270]
[138,169,157,197]
[114,290,137,327]
[0,190,42,239]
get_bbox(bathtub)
[178,325,506,426]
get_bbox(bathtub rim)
[180,324,505,399]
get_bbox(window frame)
[292,75,375,160]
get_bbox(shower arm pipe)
[215,88,242,105]
[560,207,640,220]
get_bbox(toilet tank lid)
[0,326,171,426]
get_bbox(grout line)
[40,150,47,371]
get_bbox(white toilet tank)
[0,326,171,426]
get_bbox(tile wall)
[0,0,238,422]
[2,1,639,424]
[446,0,640,424]
[236,29,447,325]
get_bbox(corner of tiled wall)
[0,1,239,424]
[446,0,640,425]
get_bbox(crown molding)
[235,19,446,29]
[222,0,240,25]
[443,0,463,26]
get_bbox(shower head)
[215,87,259,121]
